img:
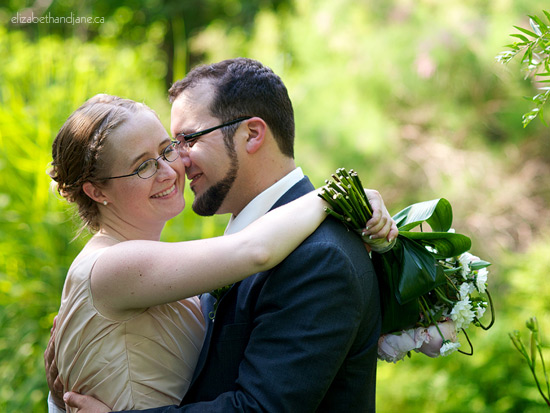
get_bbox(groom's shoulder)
[278,174,366,253]
[301,216,367,259]
[279,217,373,287]
[280,181,365,245]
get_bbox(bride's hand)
[361,189,398,252]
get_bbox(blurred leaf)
[528,15,546,34]
[514,25,538,38]
[393,198,453,232]
[400,230,472,259]
[510,34,529,42]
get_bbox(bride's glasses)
[100,141,180,181]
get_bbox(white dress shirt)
[224,167,304,235]
[48,392,63,413]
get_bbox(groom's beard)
[192,156,238,216]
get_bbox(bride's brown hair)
[49,94,153,232]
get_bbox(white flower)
[475,302,487,319]
[450,298,475,330]
[378,329,424,363]
[418,321,458,358]
[459,282,475,300]
[476,268,488,294]
[425,245,437,254]
[410,327,430,347]
[440,340,461,356]
[459,252,480,266]
[459,252,480,279]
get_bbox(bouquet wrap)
[319,169,493,360]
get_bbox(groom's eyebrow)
[176,128,194,137]
[176,120,208,136]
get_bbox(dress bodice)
[55,248,206,411]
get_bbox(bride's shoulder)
[69,240,115,275]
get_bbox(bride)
[45,94,394,411]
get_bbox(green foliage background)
[1,0,550,411]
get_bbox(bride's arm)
[91,190,328,312]
[91,189,395,313]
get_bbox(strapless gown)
[55,248,206,411]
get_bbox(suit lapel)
[188,294,215,387]
[183,176,315,399]
[269,176,314,210]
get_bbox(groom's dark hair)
[169,58,295,158]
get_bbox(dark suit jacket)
[122,177,381,413]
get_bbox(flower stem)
[419,295,447,344]
[457,328,473,356]
[349,170,373,217]
[434,287,455,305]
[510,322,550,407]
[478,289,495,330]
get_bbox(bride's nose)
[155,157,179,180]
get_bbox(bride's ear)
[82,182,109,205]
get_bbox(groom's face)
[170,82,242,216]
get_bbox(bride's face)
[100,109,186,228]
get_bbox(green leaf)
[372,236,450,333]
[470,260,492,270]
[543,10,550,23]
[540,106,547,126]
[526,46,534,63]
[392,198,453,232]
[529,16,544,35]
[514,25,538,38]
[372,253,420,333]
[374,236,447,304]
[510,33,529,42]
[399,231,472,259]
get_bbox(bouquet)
[319,168,494,363]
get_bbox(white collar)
[224,167,304,235]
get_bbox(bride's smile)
[151,183,177,199]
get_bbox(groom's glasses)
[175,117,252,149]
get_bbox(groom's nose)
[178,146,192,168]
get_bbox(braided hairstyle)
[49,94,153,232]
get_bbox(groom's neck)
[219,159,296,218]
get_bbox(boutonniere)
[208,285,232,320]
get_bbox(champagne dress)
[54,248,206,411]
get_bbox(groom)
[57,58,396,412]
